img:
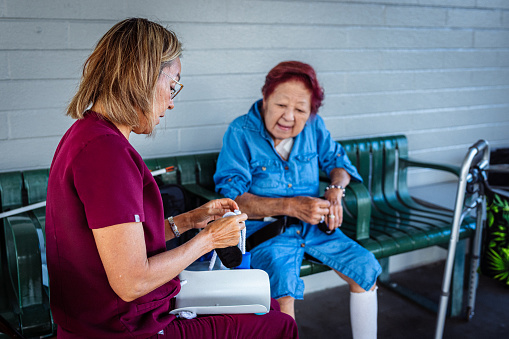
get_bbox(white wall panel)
[0,0,508,179]
[0,113,8,140]
[475,29,509,47]
[8,50,86,79]
[8,109,73,139]
[0,21,69,50]
[0,51,7,79]
[226,1,386,26]
[385,6,447,27]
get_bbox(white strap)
[208,251,217,271]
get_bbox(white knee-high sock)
[350,286,378,339]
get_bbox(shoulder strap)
[246,216,300,251]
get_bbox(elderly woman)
[45,18,297,338]
[214,61,381,338]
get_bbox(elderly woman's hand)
[323,188,344,231]
[189,198,240,229]
[288,196,331,225]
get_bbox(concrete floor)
[295,260,509,339]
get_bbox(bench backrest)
[340,135,409,198]
[143,153,219,189]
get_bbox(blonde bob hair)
[67,18,182,130]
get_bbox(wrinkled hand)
[204,213,247,249]
[189,198,240,229]
[289,196,330,225]
[323,188,344,231]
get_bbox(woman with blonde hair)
[46,18,297,338]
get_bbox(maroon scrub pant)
[154,299,298,339]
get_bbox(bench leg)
[378,241,467,318]
[378,257,438,313]
[378,257,390,284]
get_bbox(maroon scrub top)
[46,111,180,338]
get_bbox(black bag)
[160,183,188,219]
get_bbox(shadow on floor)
[295,261,508,339]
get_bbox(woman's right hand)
[188,198,240,229]
[288,196,330,225]
[203,213,247,250]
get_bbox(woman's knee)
[277,296,296,319]
[334,269,375,293]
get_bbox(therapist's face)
[262,80,312,147]
[134,58,182,135]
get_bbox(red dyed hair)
[262,61,324,115]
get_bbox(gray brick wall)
[1,0,508,187]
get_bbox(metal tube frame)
[434,140,490,339]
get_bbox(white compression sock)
[350,286,378,339]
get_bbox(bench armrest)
[344,182,371,241]
[399,157,461,177]
[320,175,372,241]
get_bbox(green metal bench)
[0,134,480,336]
[0,171,54,338]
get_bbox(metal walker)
[434,139,490,339]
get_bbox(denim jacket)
[214,99,362,204]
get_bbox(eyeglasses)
[160,71,184,99]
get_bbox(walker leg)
[435,231,459,339]
[466,199,485,320]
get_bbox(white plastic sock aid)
[171,269,271,316]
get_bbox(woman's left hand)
[189,198,240,229]
[323,188,344,231]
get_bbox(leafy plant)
[482,192,509,286]
[486,247,509,285]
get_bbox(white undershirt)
[275,138,294,161]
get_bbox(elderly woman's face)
[262,80,312,147]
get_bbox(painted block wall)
[1,0,509,189]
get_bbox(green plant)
[486,247,509,285]
[483,192,509,285]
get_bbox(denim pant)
[250,221,382,299]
